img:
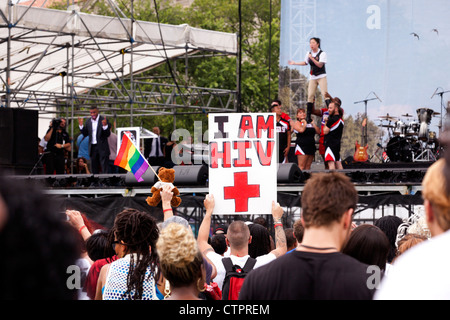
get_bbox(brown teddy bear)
[146,167,182,208]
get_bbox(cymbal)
[433,111,441,115]
[379,125,394,128]
[378,114,397,120]
[401,113,413,117]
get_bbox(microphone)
[377,143,382,148]
[431,87,440,99]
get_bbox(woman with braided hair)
[95,208,164,300]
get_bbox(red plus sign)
[224,172,260,212]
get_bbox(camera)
[52,118,62,129]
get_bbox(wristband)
[163,208,173,213]
[274,223,283,229]
[79,225,87,233]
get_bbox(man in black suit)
[146,126,167,166]
[78,106,111,174]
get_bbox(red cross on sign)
[224,172,260,212]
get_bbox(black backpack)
[221,257,256,300]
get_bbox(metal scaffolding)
[0,0,239,124]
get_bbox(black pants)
[90,144,109,174]
[46,152,65,174]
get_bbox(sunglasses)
[271,104,279,107]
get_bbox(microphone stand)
[354,92,382,148]
[29,151,50,176]
[431,88,450,137]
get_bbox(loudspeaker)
[13,109,38,166]
[173,165,208,185]
[0,108,14,165]
[125,166,160,186]
[0,108,38,170]
[277,163,302,183]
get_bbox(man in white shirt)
[197,195,287,291]
[147,126,167,166]
[375,159,450,299]
[78,106,111,174]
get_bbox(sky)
[280,0,450,140]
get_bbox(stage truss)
[0,0,239,125]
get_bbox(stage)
[5,161,431,233]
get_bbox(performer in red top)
[323,98,344,170]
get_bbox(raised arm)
[270,201,287,258]
[198,194,215,255]
[161,184,174,221]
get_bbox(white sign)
[208,113,277,215]
[117,127,140,153]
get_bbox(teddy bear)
[146,167,182,208]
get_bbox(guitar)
[353,118,369,162]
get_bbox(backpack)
[221,257,257,300]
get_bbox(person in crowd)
[159,184,216,298]
[78,106,111,174]
[239,172,375,300]
[248,223,272,259]
[253,216,275,251]
[270,100,291,164]
[288,37,331,123]
[84,229,118,300]
[157,222,206,300]
[74,157,91,174]
[85,229,116,263]
[293,218,305,244]
[147,126,168,166]
[163,131,178,168]
[107,127,118,173]
[0,174,80,299]
[44,117,72,174]
[292,107,320,170]
[375,159,450,299]
[341,224,390,272]
[197,195,287,290]
[392,233,428,263]
[323,98,344,170]
[210,234,227,256]
[214,224,228,236]
[284,228,297,253]
[374,215,404,264]
[95,208,163,300]
[76,133,90,164]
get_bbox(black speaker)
[13,108,38,166]
[277,163,302,183]
[0,108,38,171]
[125,166,160,186]
[0,108,14,165]
[173,165,208,186]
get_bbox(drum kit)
[378,108,440,163]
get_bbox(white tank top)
[103,254,159,300]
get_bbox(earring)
[197,278,205,293]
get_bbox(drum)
[393,121,406,136]
[416,108,433,124]
[386,136,416,162]
[429,131,437,142]
[406,121,419,136]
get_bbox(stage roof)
[0,0,238,114]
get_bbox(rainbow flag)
[114,132,149,182]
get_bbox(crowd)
[2,152,450,300]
